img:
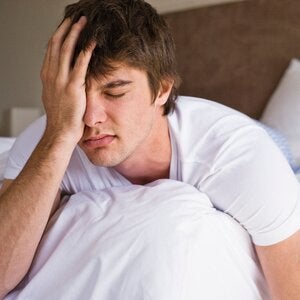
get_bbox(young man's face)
[78,63,171,167]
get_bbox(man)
[0,0,300,299]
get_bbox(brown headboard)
[164,0,300,119]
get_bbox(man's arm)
[0,16,95,298]
[255,230,300,300]
[0,137,74,298]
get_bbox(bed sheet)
[0,137,15,184]
[0,137,15,153]
[6,180,270,300]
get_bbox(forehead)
[86,63,148,88]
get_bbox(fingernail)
[78,16,87,24]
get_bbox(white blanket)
[0,137,15,185]
[6,180,270,300]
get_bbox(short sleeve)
[4,116,46,180]
[199,126,300,246]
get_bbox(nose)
[83,92,108,127]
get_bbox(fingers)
[71,41,97,85]
[41,16,88,84]
[58,16,88,80]
[40,41,51,82]
[41,18,73,81]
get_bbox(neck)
[113,115,171,185]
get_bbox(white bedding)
[0,137,15,154]
[6,180,270,300]
[0,137,15,184]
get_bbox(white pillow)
[0,137,16,184]
[6,180,270,299]
[261,58,300,166]
[0,151,10,182]
[0,137,15,154]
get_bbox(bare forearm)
[256,231,300,300]
[0,14,95,298]
[0,133,76,297]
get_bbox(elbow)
[0,270,27,300]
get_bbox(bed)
[1,0,300,299]
[0,137,15,186]
[164,0,300,180]
[2,0,299,186]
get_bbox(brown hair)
[64,0,181,115]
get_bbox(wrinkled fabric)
[6,180,270,300]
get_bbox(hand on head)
[40,16,95,143]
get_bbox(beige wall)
[148,0,244,13]
[0,0,72,135]
[0,0,242,135]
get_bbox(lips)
[83,134,116,148]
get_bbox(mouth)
[83,134,116,149]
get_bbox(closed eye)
[105,92,126,99]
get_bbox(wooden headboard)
[164,0,300,119]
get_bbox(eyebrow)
[102,80,133,89]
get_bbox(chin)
[85,150,126,167]
[87,155,119,167]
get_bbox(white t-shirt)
[4,96,300,246]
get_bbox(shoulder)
[169,98,300,246]
[168,96,264,164]
[169,96,294,182]
[169,96,256,138]
[170,96,246,124]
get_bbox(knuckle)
[74,53,88,69]
[42,73,56,88]
[50,34,60,45]
[74,58,85,70]
[71,22,82,31]
[54,77,64,89]
[60,42,71,54]
[40,70,46,81]
[47,73,56,83]
[66,81,78,92]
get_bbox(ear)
[155,79,174,107]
